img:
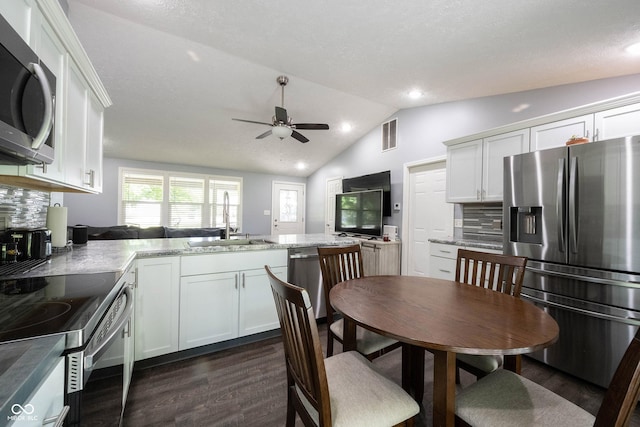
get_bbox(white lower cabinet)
[429,242,502,280]
[134,257,180,361]
[179,250,287,351]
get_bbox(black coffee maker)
[2,228,52,262]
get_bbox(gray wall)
[305,74,640,234]
[62,157,305,235]
[62,74,640,236]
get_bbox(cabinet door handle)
[242,272,245,288]
[476,189,480,200]
[84,169,95,187]
[235,273,238,289]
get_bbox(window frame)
[118,167,243,230]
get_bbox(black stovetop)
[0,271,120,346]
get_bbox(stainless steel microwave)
[0,13,55,165]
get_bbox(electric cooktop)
[0,272,120,348]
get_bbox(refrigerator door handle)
[522,294,640,326]
[569,156,579,253]
[557,158,566,253]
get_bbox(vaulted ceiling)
[66,0,640,176]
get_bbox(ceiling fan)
[232,75,329,143]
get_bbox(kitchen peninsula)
[0,233,358,424]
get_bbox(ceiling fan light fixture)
[272,125,293,140]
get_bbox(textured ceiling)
[66,0,640,177]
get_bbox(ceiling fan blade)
[291,130,309,143]
[232,118,273,126]
[275,106,288,123]
[293,123,330,130]
[256,129,273,139]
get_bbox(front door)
[271,181,305,236]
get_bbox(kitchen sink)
[186,238,275,247]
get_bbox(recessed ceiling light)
[186,50,200,62]
[341,123,353,132]
[512,103,530,113]
[625,42,640,55]
[408,90,424,99]
[295,162,306,170]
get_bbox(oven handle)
[85,285,134,369]
[522,293,640,326]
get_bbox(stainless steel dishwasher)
[287,246,326,319]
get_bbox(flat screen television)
[342,170,391,216]
[334,189,383,237]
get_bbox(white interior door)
[403,159,453,276]
[271,181,305,236]
[325,177,342,234]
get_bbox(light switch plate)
[454,219,463,228]
[263,210,271,216]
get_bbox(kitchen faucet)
[223,190,230,240]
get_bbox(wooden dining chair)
[455,326,640,427]
[265,265,419,427]
[317,244,401,360]
[454,249,528,381]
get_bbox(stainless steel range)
[0,270,134,426]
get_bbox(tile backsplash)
[457,203,503,242]
[0,184,50,230]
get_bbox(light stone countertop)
[0,335,65,423]
[428,237,503,251]
[14,233,361,279]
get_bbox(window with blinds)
[119,168,242,229]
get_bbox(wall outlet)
[454,219,463,228]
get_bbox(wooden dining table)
[329,275,559,427]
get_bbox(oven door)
[66,284,134,427]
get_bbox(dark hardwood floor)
[108,324,640,426]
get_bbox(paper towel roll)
[47,205,68,248]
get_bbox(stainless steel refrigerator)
[503,135,640,388]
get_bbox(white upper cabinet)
[482,130,530,201]
[0,0,32,42]
[446,139,482,202]
[64,60,89,189]
[0,0,110,193]
[447,129,529,203]
[530,114,594,151]
[85,93,104,192]
[27,11,67,183]
[594,103,640,141]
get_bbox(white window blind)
[119,168,242,230]
[169,176,204,227]
[210,179,241,228]
[120,171,164,227]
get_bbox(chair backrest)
[455,249,528,297]
[595,327,640,427]
[317,244,364,324]
[265,265,332,426]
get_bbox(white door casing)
[271,181,306,235]
[402,157,453,276]
[325,177,342,234]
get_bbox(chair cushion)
[457,353,502,374]
[297,351,419,426]
[330,319,398,356]
[456,369,596,427]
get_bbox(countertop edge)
[429,238,503,251]
[0,335,65,422]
